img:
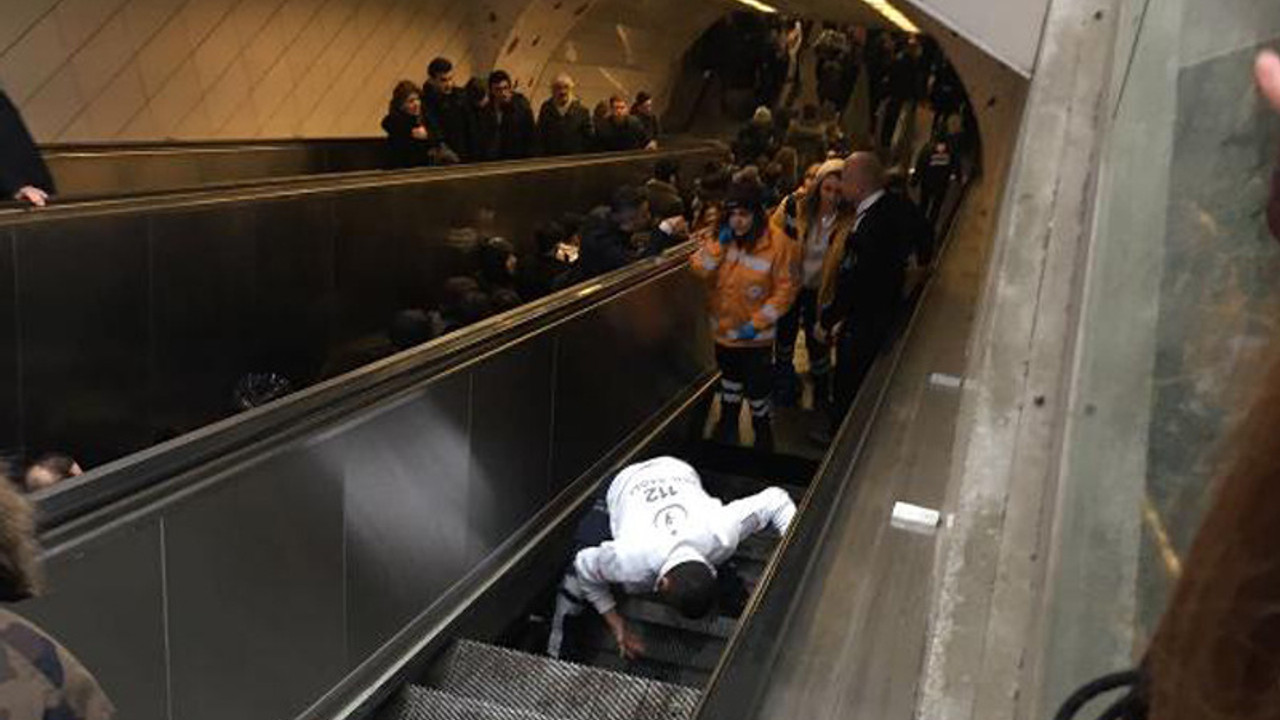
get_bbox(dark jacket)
[914,143,959,193]
[577,206,677,279]
[784,120,829,172]
[538,99,594,156]
[520,252,575,299]
[595,115,648,152]
[495,93,537,160]
[421,85,472,161]
[733,122,777,166]
[820,192,934,330]
[634,111,660,145]
[0,91,55,198]
[381,109,435,168]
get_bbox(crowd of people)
[382,58,660,168]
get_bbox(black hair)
[457,290,494,325]
[559,212,585,239]
[488,70,512,87]
[661,561,716,619]
[610,185,648,214]
[232,373,293,410]
[427,57,453,79]
[389,309,435,350]
[535,221,567,255]
[463,77,487,106]
[635,90,652,105]
[478,237,517,286]
[490,287,521,313]
[654,159,679,184]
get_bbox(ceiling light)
[732,0,778,13]
[863,0,920,33]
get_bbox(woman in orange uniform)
[691,181,798,451]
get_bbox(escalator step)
[384,686,559,720]
[734,534,779,563]
[433,640,699,720]
[616,598,735,639]
[576,615,724,672]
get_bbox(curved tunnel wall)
[0,0,726,143]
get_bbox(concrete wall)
[0,0,720,143]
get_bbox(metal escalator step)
[584,652,711,690]
[577,615,724,672]
[434,640,699,720]
[616,598,735,639]
[384,686,559,720]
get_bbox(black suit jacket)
[821,191,933,330]
[0,91,55,197]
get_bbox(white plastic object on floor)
[891,501,942,534]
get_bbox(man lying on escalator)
[548,456,796,660]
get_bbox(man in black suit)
[817,151,933,431]
[0,90,55,206]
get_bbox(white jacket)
[572,456,796,614]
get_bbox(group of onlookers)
[382,58,660,169]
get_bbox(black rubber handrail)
[0,137,722,219]
[35,241,700,538]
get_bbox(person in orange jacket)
[691,181,799,451]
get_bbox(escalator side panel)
[0,229,18,453]
[18,520,167,720]
[23,265,713,720]
[340,373,475,663]
[14,213,152,464]
[550,265,714,489]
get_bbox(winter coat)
[690,221,798,348]
[538,98,594,155]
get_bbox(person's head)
[752,105,773,128]
[842,151,886,205]
[654,158,679,185]
[0,476,40,601]
[934,139,949,155]
[551,74,576,104]
[610,185,651,233]
[463,77,488,107]
[634,91,653,115]
[389,309,435,351]
[23,453,82,493]
[479,237,519,284]
[802,162,821,194]
[801,103,819,122]
[656,560,716,619]
[559,212,585,245]
[535,221,568,256]
[593,100,610,124]
[488,70,514,106]
[724,181,767,242]
[609,95,628,120]
[427,57,454,93]
[805,158,844,219]
[390,80,422,116]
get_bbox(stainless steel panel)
[252,197,336,385]
[0,229,18,454]
[149,206,258,440]
[332,187,422,345]
[165,443,346,720]
[467,333,556,550]
[340,372,472,661]
[549,269,713,487]
[20,521,168,720]
[15,214,151,466]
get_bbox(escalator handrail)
[0,137,721,221]
[35,240,702,538]
[0,138,724,224]
[691,179,975,720]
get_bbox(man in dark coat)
[422,57,474,162]
[538,74,594,156]
[0,90,55,206]
[819,152,933,427]
[488,71,537,160]
[595,96,648,152]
